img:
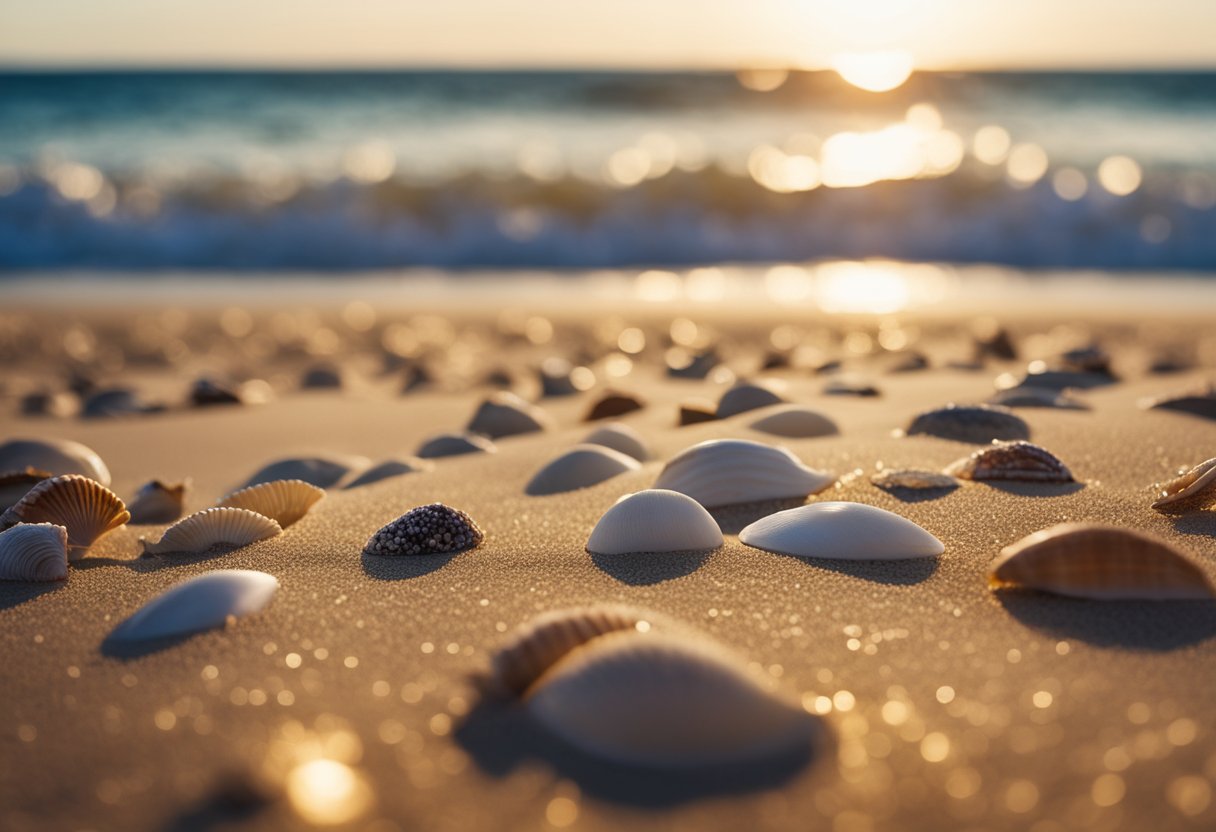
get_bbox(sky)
[1,0,1215,70]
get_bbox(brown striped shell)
[945,440,1074,482]
[217,479,325,529]
[0,475,129,560]
[1151,458,1216,514]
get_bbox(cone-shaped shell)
[142,508,282,556]
[128,479,189,525]
[363,503,483,556]
[109,570,279,642]
[1151,458,1216,514]
[344,458,432,489]
[0,438,111,485]
[467,392,550,439]
[871,469,960,491]
[0,523,68,581]
[241,454,367,489]
[904,404,1030,443]
[1,475,129,561]
[747,405,839,439]
[716,381,786,419]
[525,445,641,496]
[416,432,497,459]
[655,439,834,508]
[527,631,814,768]
[0,468,51,512]
[582,423,650,461]
[740,502,944,560]
[989,523,1215,600]
[218,479,325,529]
[586,489,723,555]
[945,440,1074,482]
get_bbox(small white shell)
[1,475,129,561]
[716,380,786,419]
[582,423,650,461]
[109,570,279,642]
[655,439,834,508]
[242,455,368,489]
[586,489,723,555]
[740,502,944,560]
[526,445,641,496]
[0,523,68,582]
[128,479,189,524]
[0,438,111,485]
[467,392,551,439]
[416,432,497,459]
[217,479,325,529]
[747,404,839,439]
[871,469,960,490]
[344,458,432,489]
[142,507,282,556]
[1151,458,1216,514]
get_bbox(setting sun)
[831,49,915,92]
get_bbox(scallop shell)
[586,489,723,555]
[654,439,834,508]
[525,445,641,496]
[242,454,368,489]
[218,479,325,529]
[109,570,279,642]
[344,458,432,489]
[128,479,189,524]
[416,432,497,459]
[582,423,650,461]
[989,523,1215,600]
[904,404,1030,443]
[584,391,645,422]
[716,380,786,419]
[363,503,483,556]
[467,392,551,439]
[1151,458,1216,514]
[871,469,960,491]
[945,440,1074,482]
[740,502,944,560]
[747,404,839,439]
[1,475,130,560]
[142,508,282,556]
[0,438,111,485]
[0,523,69,582]
[1140,383,1216,420]
[527,631,814,768]
[0,468,51,512]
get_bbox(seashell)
[989,523,1215,600]
[747,404,839,439]
[525,445,641,496]
[363,503,483,556]
[189,377,243,407]
[885,350,929,373]
[538,357,583,397]
[82,387,162,418]
[716,380,786,419]
[871,469,960,491]
[584,391,644,422]
[0,438,111,485]
[1140,383,1216,420]
[416,432,497,459]
[128,479,189,524]
[1,475,129,560]
[972,322,1017,360]
[945,440,1074,482]
[218,480,325,529]
[654,439,834,508]
[142,507,282,556]
[667,349,720,380]
[109,570,279,642]
[0,468,52,512]
[740,502,944,560]
[242,454,368,489]
[582,422,650,461]
[0,523,69,582]
[822,375,880,397]
[300,363,343,390]
[400,362,434,393]
[467,392,551,439]
[586,489,723,555]
[677,400,718,426]
[527,630,814,768]
[344,458,432,489]
[1058,344,1111,375]
[988,387,1087,410]
[1151,458,1216,514]
[997,369,1112,392]
[903,403,1030,443]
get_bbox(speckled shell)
[0,438,111,485]
[582,423,650,461]
[142,508,282,556]
[1,475,129,561]
[527,631,814,768]
[467,392,551,439]
[128,479,189,525]
[109,570,279,642]
[415,432,497,459]
[586,489,723,555]
[989,523,1215,600]
[740,502,944,560]
[747,405,839,439]
[0,468,51,512]
[344,458,432,489]
[218,479,325,529]
[871,469,960,491]
[904,404,1029,443]
[716,381,787,419]
[655,439,834,508]
[525,445,641,496]
[363,503,483,556]
[945,441,1074,482]
[1151,458,1216,514]
[242,454,368,489]
[0,523,68,582]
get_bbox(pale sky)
[1,0,1214,70]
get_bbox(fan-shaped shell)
[525,445,641,496]
[716,381,786,419]
[527,631,814,768]
[904,404,1030,443]
[871,469,960,491]
[989,524,1215,600]
[109,570,279,642]
[747,404,839,439]
[0,438,111,485]
[218,479,325,528]
[0,523,68,582]
[242,454,367,489]
[740,502,944,560]
[945,440,1074,482]
[363,503,483,556]
[344,458,432,489]
[1,475,129,561]
[467,392,550,439]
[416,432,497,459]
[586,489,723,555]
[655,439,834,508]
[1151,458,1216,514]
[128,479,189,524]
[584,392,644,422]
[582,423,650,461]
[142,508,282,556]
[0,468,51,512]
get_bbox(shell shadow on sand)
[1166,512,1216,541]
[778,553,939,586]
[0,582,63,611]
[589,548,714,586]
[709,497,807,536]
[360,550,458,581]
[982,482,1087,497]
[101,628,202,660]
[875,485,959,504]
[996,592,1216,651]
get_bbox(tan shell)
[1151,458,1216,514]
[945,440,1074,482]
[989,523,1215,600]
[0,523,69,582]
[128,479,189,524]
[467,391,551,439]
[0,475,129,561]
[716,380,786,419]
[0,468,52,512]
[142,507,282,556]
[217,479,325,529]
[871,469,960,490]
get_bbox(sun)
[831,49,914,92]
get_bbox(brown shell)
[585,392,645,422]
[0,475,129,560]
[945,440,1074,482]
[1151,458,1216,514]
[871,469,960,491]
[128,479,189,524]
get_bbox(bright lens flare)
[817,262,912,314]
[286,759,374,825]
[831,50,914,92]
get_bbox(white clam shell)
[128,479,189,525]
[740,502,944,560]
[655,439,834,508]
[0,474,129,561]
[0,438,111,486]
[526,445,641,496]
[217,479,325,529]
[416,432,497,459]
[0,523,69,582]
[716,381,786,419]
[582,423,650,461]
[109,569,279,642]
[747,404,839,438]
[143,507,282,556]
[586,489,723,555]
[467,392,551,439]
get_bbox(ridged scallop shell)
[945,440,1074,482]
[871,469,960,491]
[218,479,325,528]
[582,423,650,461]
[1,475,129,560]
[0,438,111,485]
[1140,383,1216,420]
[586,489,723,555]
[904,404,1030,443]
[1151,458,1216,514]
[527,630,814,768]
[747,405,839,439]
[416,432,497,459]
[467,392,551,439]
[0,468,51,512]
[655,439,834,508]
[109,570,279,642]
[242,454,367,489]
[989,523,1215,600]
[142,508,282,556]
[363,503,483,556]
[128,479,189,524]
[740,502,944,560]
[584,391,644,422]
[526,445,641,496]
[344,458,432,489]
[0,523,69,582]
[716,380,786,419]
